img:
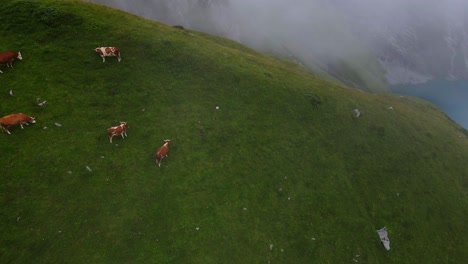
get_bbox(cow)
[0,113,35,135]
[107,121,127,143]
[155,139,171,167]
[95,47,121,62]
[0,51,22,73]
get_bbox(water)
[392,80,468,129]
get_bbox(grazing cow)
[107,121,127,143]
[0,51,22,73]
[0,113,35,135]
[95,47,121,62]
[155,139,171,167]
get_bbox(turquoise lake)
[392,80,468,129]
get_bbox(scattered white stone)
[101,156,105,159]
[9,90,13,96]
[85,166,92,172]
[215,105,219,110]
[243,208,247,211]
[288,197,291,200]
[280,248,284,252]
[67,171,72,174]
[269,244,273,251]
[196,227,199,231]
[354,109,361,118]
[17,216,21,222]
[58,230,62,233]
[311,237,316,240]
[377,227,391,251]
[54,123,62,127]
[388,106,394,110]
[43,127,47,130]
[37,100,47,106]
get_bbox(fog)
[89,0,468,84]
[88,0,467,127]
[89,0,370,68]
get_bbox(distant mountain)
[330,0,468,85]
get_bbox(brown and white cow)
[95,47,121,62]
[155,139,171,167]
[107,121,127,143]
[0,51,22,73]
[0,113,35,135]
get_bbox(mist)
[89,0,368,64]
[88,0,467,127]
[88,0,392,90]
[89,0,468,85]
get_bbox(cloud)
[88,0,468,88]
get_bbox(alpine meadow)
[0,0,467,263]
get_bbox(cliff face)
[375,24,468,85]
[89,0,468,86]
[332,0,468,85]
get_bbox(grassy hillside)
[1,0,467,263]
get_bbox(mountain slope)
[90,0,468,86]
[0,0,467,263]
[89,0,390,92]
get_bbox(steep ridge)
[88,0,390,92]
[0,1,467,263]
[93,0,468,86]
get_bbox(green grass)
[1,0,467,263]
